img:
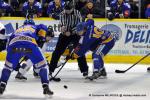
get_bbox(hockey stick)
[50,59,69,81]
[115,53,150,73]
[50,49,75,81]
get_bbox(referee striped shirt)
[59,9,82,33]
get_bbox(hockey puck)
[147,67,150,72]
[64,85,68,89]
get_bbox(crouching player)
[68,19,120,80]
[0,19,53,96]
[15,26,54,80]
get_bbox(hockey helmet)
[76,22,87,33]
[47,26,54,37]
[23,19,35,25]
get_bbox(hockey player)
[15,26,54,80]
[0,0,14,16]
[145,4,150,18]
[107,0,131,20]
[22,0,42,18]
[0,19,53,96]
[47,0,65,19]
[67,19,120,80]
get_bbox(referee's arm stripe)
[60,14,64,26]
[77,10,82,22]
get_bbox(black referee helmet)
[64,1,75,10]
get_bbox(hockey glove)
[66,53,79,60]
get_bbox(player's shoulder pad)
[23,2,28,7]
[49,1,54,6]
[35,2,42,8]
[37,24,48,31]
[86,19,94,26]
[110,0,117,6]
[124,3,131,9]
[2,2,9,5]
[37,24,48,37]
[111,0,117,4]
[62,1,65,7]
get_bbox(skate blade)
[44,94,53,99]
[86,77,94,81]
[98,76,107,79]
[15,78,27,82]
[34,76,40,78]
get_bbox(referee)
[49,1,88,79]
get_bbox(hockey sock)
[39,67,49,84]
[93,54,104,70]
[0,68,11,83]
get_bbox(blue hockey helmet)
[23,19,35,25]
[76,22,87,33]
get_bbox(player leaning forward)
[0,21,53,96]
[68,19,120,80]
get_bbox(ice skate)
[0,82,6,95]
[83,71,89,79]
[88,68,107,81]
[43,84,53,98]
[33,70,40,78]
[15,72,27,81]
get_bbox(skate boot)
[33,70,39,78]
[15,72,27,81]
[83,71,88,79]
[88,68,107,81]
[0,82,6,95]
[43,84,53,97]
[49,72,61,82]
[100,68,107,78]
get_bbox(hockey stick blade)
[115,70,126,73]
[115,53,150,74]
[49,77,61,82]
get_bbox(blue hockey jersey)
[73,19,117,58]
[0,0,13,13]
[109,0,131,18]
[22,1,42,17]
[8,24,48,46]
[47,0,65,19]
[145,4,150,18]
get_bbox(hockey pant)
[0,43,49,85]
[92,39,115,71]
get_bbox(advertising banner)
[0,17,150,63]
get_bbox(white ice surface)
[0,61,150,100]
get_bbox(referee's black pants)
[49,33,88,73]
